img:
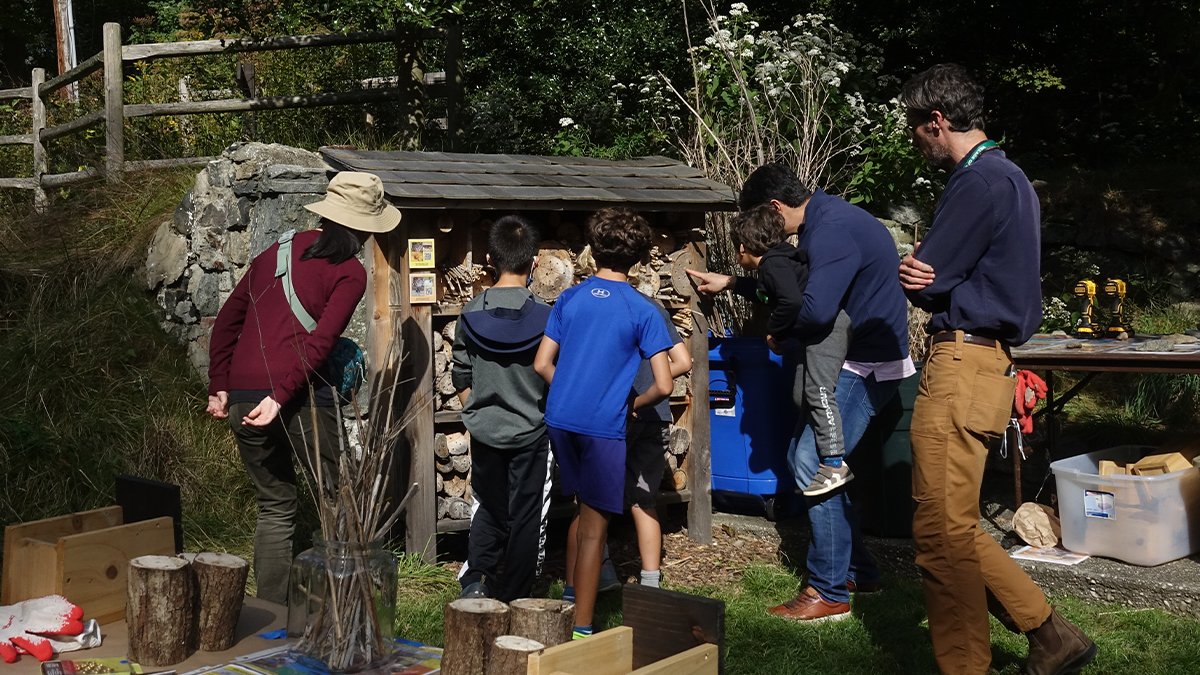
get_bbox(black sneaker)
[459,580,490,599]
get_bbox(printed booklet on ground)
[1010,545,1090,565]
[180,640,442,675]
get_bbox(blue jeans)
[788,369,901,604]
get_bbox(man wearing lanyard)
[898,64,1096,675]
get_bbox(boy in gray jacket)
[452,215,552,601]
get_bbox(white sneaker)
[802,464,854,497]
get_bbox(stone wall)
[144,142,369,381]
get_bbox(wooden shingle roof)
[319,148,737,212]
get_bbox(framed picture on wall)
[409,272,437,304]
[409,238,436,269]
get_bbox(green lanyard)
[962,140,999,168]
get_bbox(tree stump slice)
[436,472,444,495]
[669,249,696,298]
[442,320,457,342]
[445,475,468,498]
[438,496,450,519]
[486,635,545,675]
[451,454,472,474]
[668,425,691,455]
[192,552,248,651]
[442,598,510,675]
[672,469,688,491]
[127,555,194,666]
[433,330,444,353]
[437,371,457,396]
[443,394,464,411]
[435,350,449,376]
[508,598,574,647]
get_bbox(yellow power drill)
[1074,279,1098,338]
[1104,278,1132,338]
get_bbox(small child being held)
[534,208,674,639]
[730,205,854,495]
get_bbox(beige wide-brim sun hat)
[303,171,402,233]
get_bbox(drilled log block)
[447,432,469,455]
[445,476,468,498]
[451,454,471,474]
[435,433,451,460]
[442,598,509,675]
[442,320,457,343]
[127,555,194,666]
[192,552,248,651]
[445,497,472,520]
[437,371,457,397]
[507,598,573,648]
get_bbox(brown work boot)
[767,587,851,623]
[1023,608,1097,675]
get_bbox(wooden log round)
[442,320,457,342]
[127,555,194,666]
[446,497,473,520]
[507,598,574,648]
[666,452,679,473]
[443,394,464,411]
[438,496,450,519]
[437,371,457,396]
[672,469,688,491]
[435,350,449,376]
[192,552,249,651]
[433,330,444,352]
[671,374,689,399]
[442,598,509,675]
[451,454,472,474]
[435,433,451,460]
[530,254,573,302]
[668,249,696,298]
[447,432,470,455]
[445,475,468,498]
[668,425,691,455]
[486,635,545,675]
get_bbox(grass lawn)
[394,555,1200,674]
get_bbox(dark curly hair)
[900,63,986,132]
[586,207,652,271]
[730,205,786,256]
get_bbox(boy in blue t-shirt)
[534,207,674,640]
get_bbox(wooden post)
[487,635,544,675]
[29,68,47,213]
[442,598,510,675]
[127,555,194,666]
[508,598,574,648]
[102,22,123,183]
[393,24,424,149]
[685,231,713,544]
[191,552,248,651]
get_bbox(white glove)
[0,596,85,663]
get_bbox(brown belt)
[928,331,1006,349]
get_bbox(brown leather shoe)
[1023,608,1097,675]
[846,578,882,594]
[767,587,851,623]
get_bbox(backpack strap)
[275,229,318,332]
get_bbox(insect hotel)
[320,148,737,560]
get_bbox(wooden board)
[526,626,633,675]
[621,585,724,673]
[630,644,718,675]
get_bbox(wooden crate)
[526,626,718,675]
[2,506,175,624]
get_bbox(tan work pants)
[910,333,1052,674]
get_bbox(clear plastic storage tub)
[1051,445,1200,566]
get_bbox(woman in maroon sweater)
[205,172,400,603]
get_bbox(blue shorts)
[547,427,626,514]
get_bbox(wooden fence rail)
[0,22,458,212]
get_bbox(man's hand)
[242,396,281,427]
[899,253,935,291]
[206,391,229,420]
[765,334,783,355]
[685,269,734,295]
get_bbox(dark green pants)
[228,399,341,604]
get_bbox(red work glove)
[0,596,85,663]
[1013,370,1048,434]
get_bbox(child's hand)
[685,269,733,294]
[766,335,782,354]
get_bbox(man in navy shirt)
[689,164,914,623]
[899,63,1096,675]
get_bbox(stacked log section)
[435,431,474,522]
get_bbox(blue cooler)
[708,336,797,519]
